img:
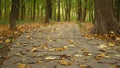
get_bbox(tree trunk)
[93,0,120,34]
[53,0,56,21]
[117,0,120,22]
[0,0,1,19]
[57,0,60,22]
[33,0,36,21]
[65,0,68,21]
[45,0,52,23]
[68,0,71,22]
[4,1,7,19]
[82,0,87,22]
[21,0,26,20]
[9,0,20,30]
[77,0,82,21]
[49,0,52,20]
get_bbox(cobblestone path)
[1,23,120,68]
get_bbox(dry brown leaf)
[0,40,3,44]
[67,39,74,44]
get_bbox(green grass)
[0,19,8,25]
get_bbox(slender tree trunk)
[0,0,2,19]
[68,0,71,22]
[57,0,60,21]
[62,1,65,21]
[82,0,87,22]
[21,0,26,20]
[65,0,68,21]
[77,0,82,21]
[117,0,120,22]
[33,0,36,21]
[4,1,7,19]
[37,4,40,20]
[30,4,33,20]
[49,0,52,20]
[93,0,120,34]
[53,0,56,21]
[9,0,20,29]
[45,0,52,23]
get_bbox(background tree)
[82,0,87,22]
[45,0,52,23]
[93,0,120,34]
[117,0,120,22]
[9,0,20,29]
[20,0,26,20]
[77,0,82,21]
[0,0,1,19]
[32,0,36,21]
[57,0,60,22]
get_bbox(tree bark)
[82,0,87,22]
[0,0,1,19]
[57,0,60,22]
[33,0,36,21]
[45,0,52,23]
[77,0,82,21]
[117,0,120,22]
[93,0,120,34]
[68,0,71,22]
[49,0,52,20]
[9,0,20,30]
[21,0,26,20]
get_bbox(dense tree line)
[0,0,120,34]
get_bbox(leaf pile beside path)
[79,23,120,45]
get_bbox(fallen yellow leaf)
[17,63,26,68]
[5,39,11,43]
[98,44,107,49]
[41,45,48,49]
[67,39,74,44]
[80,64,87,68]
[116,37,120,40]
[45,56,56,60]
[108,43,114,47]
[30,48,37,52]
[53,46,67,51]
[59,60,71,65]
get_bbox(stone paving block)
[2,57,21,65]
[87,63,111,68]
[1,64,17,68]
[99,58,119,64]
[26,63,45,68]
[56,63,80,68]
[23,57,42,64]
